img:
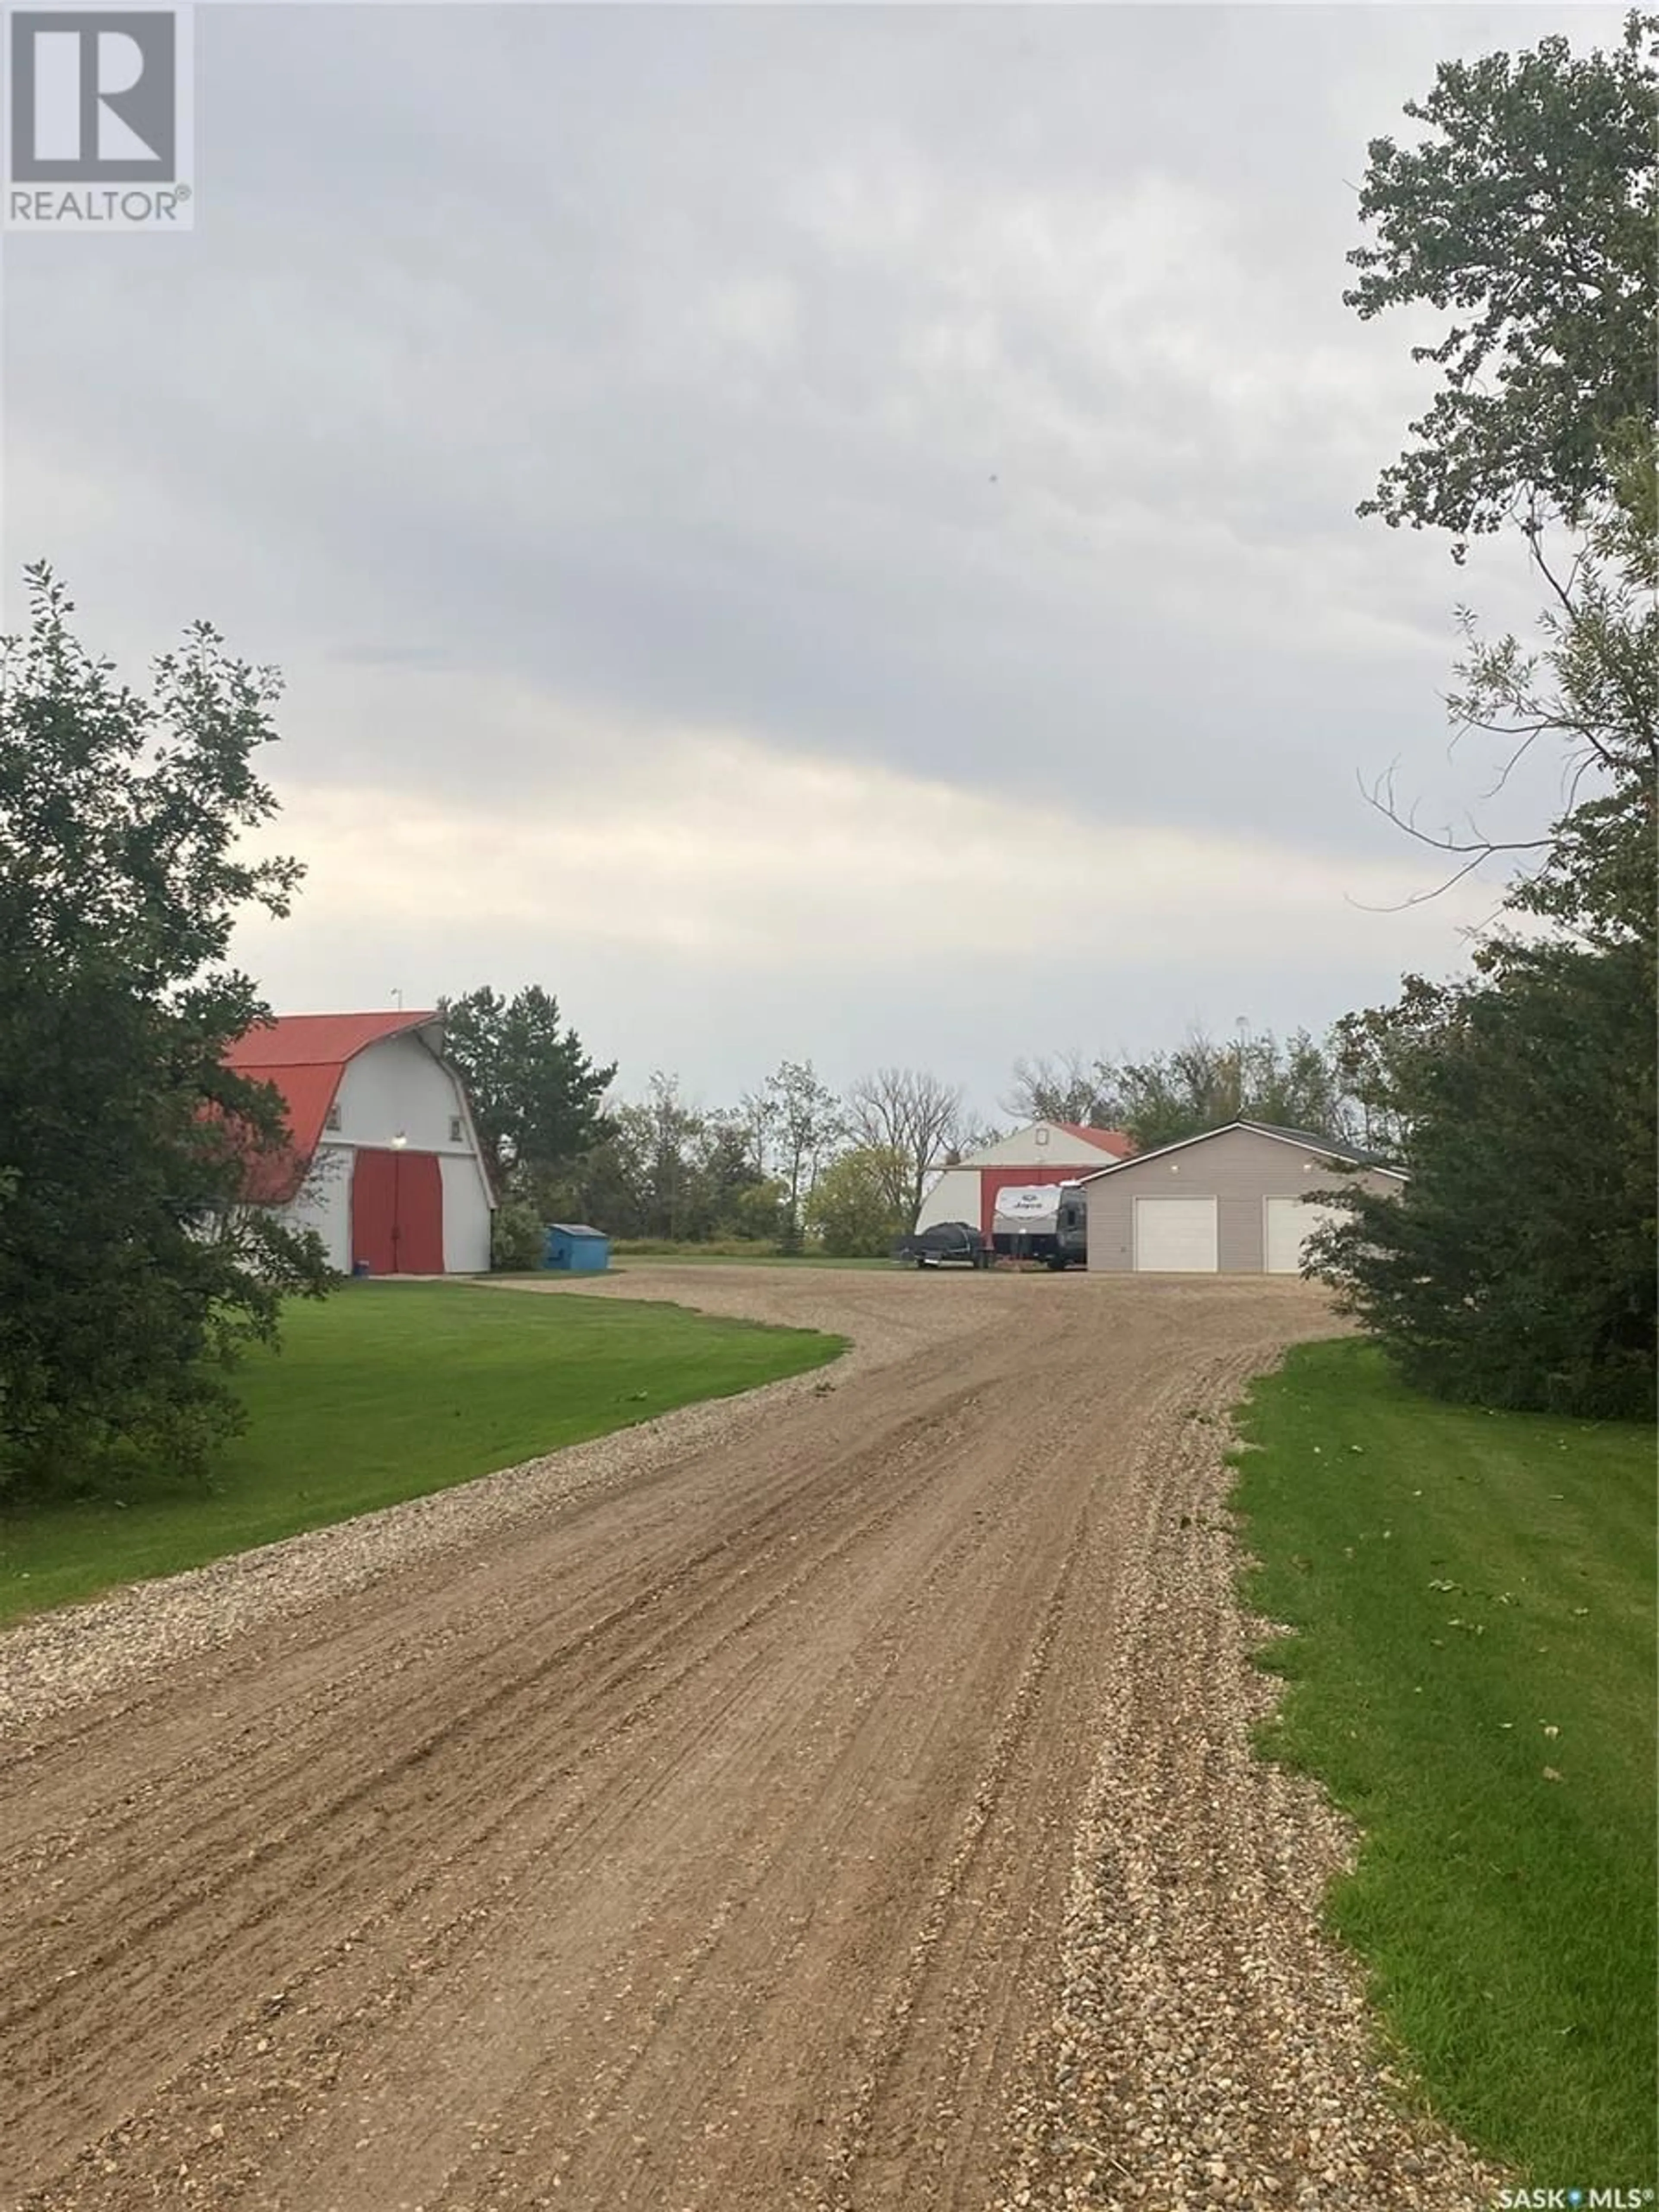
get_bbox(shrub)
[490,1199,545,1273]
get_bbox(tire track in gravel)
[2,1270,1371,2212]
[1,1379,1010,2176]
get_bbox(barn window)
[324,1105,342,1132]
[449,1116,464,1144]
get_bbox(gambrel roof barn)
[227,1011,495,1275]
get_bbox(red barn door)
[392,1153,444,1273]
[351,1150,445,1274]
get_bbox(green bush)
[804,1147,908,1258]
[490,1198,545,1272]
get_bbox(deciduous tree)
[1094,1029,1354,1154]
[1345,12,1657,544]
[805,1146,909,1258]
[759,1060,845,1252]
[1314,17,1658,1417]
[0,567,327,1497]
[845,1067,963,1228]
[1002,1052,1113,1130]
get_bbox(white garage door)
[1265,1197,1343,1274]
[1134,1197,1218,1272]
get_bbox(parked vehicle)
[988,1180,1088,1269]
[1051,1185,1087,1270]
[892,1220,992,1269]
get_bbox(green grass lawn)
[0,1283,843,1622]
[1233,1339,1656,2183]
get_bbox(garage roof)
[1070,1119,1406,1185]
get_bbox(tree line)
[1309,9,1656,1419]
[443,1017,983,1263]
[0,11,1649,1506]
[443,998,1392,1268]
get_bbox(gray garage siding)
[1084,1125,1402,1274]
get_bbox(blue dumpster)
[543,1223,610,1274]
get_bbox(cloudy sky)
[5,2,1620,1116]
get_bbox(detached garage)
[1075,1121,1405,1275]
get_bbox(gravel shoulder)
[0,1266,1499,2210]
[0,1268,911,1734]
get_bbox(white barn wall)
[440,1154,492,1272]
[967,1125,1117,1170]
[335,1034,473,1152]
[915,1169,982,1234]
[257,1031,494,1274]
[284,1148,353,1272]
[330,1035,494,1272]
[914,1124,1122,1234]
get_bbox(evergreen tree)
[442,985,614,1189]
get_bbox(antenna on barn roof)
[392,988,404,1011]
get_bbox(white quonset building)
[914,1121,1134,1241]
[227,1011,496,1275]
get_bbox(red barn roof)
[228,1011,439,1071]
[225,1011,440,1202]
[1055,1123,1135,1158]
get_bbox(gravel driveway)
[0,1265,1499,2210]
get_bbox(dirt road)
[0,1268,1494,2212]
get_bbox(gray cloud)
[5,3,1621,1103]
